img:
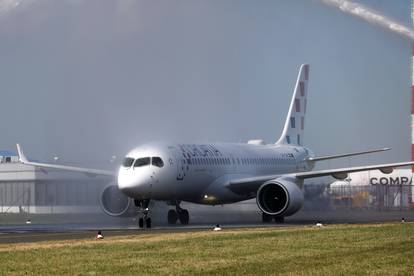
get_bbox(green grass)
[1,223,414,275]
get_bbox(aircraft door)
[229,153,237,172]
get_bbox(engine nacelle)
[100,184,132,216]
[256,179,304,216]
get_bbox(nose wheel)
[139,217,152,228]
[167,201,189,225]
[135,199,152,229]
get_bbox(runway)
[1,208,413,244]
[0,223,297,244]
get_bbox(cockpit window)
[122,157,134,167]
[152,157,164,168]
[134,157,150,167]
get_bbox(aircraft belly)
[180,173,214,197]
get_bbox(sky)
[0,0,411,169]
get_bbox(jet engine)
[256,179,304,216]
[100,184,132,216]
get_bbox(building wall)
[0,161,112,214]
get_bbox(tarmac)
[1,208,413,244]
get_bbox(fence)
[304,184,414,211]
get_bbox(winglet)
[16,144,29,163]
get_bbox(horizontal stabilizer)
[308,148,391,162]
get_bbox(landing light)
[203,194,217,203]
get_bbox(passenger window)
[122,157,135,167]
[152,157,164,168]
[134,157,150,167]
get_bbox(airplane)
[15,64,414,228]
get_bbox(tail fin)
[276,64,310,146]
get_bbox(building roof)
[0,150,17,157]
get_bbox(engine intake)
[256,179,304,216]
[100,184,131,216]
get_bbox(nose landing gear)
[167,201,189,225]
[138,215,152,228]
[135,199,152,228]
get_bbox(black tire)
[178,209,189,225]
[146,217,152,228]
[274,216,285,223]
[138,218,144,228]
[262,213,273,223]
[168,209,178,224]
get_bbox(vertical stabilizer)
[276,64,310,146]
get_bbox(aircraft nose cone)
[118,169,132,188]
[117,168,151,198]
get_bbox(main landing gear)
[135,199,152,228]
[262,213,285,224]
[167,201,189,225]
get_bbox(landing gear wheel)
[262,213,273,223]
[135,199,152,228]
[168,209,178,224]
[178,209,189,225]
[274,216,285,223]
[145,217,152,228]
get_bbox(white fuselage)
[117,142,315,205]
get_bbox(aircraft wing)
[295,161,414,179]
[307,147,391,162]
[227,161,414,194]
[16,144,115,177]
[227,174,283,194]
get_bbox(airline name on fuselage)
[176,144,296,159]
[178,144,223,158]
[369,176,413,185]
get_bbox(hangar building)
[0,150,111,214]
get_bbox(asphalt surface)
[1,209,413,244]
[0,224,294,244]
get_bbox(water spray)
[321,0,414,41]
